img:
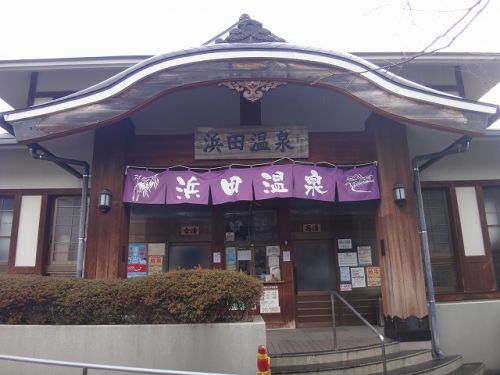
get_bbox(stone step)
[449,363,485,375]
[271,341,400,367]
[368,355,463,375]
[271,349,432,375]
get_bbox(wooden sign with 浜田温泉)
[194,126,308,160]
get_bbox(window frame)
[480,185,500,289]
[0,195,16,272]
[422,180,500,298]
[223,208,281,280]
[422,187,460,293]
[45,194,85,277]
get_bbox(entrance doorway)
[290,199,381,328]
[294,239,336,328]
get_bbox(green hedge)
[0,270,262,325]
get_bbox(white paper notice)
[340,267,351,282]
[351,267,367,288]
[338,252,358,267]
[213,252,221,263]
[266,246,280,256]
[338,239,352,250]
[282,251,291,262]
[260,286,280,313]
[238,250,252,261]
[340,283,352,291]
[268,255,280,267]
[357,246,372,266]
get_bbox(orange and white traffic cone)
[257,345,271,375]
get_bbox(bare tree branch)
[313,0,492,83]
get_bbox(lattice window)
[0,196,14,272]
[422,188,458,291]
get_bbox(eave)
[2,44,498,144]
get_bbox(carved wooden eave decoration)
[2,44,498,144]
[215,14,286,44]
[218,81,287,102]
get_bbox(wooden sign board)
[195,126,309,160]
[181,226,199,235]
[303,224,321,233]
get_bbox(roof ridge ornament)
[215,14,286,44]
[218,81,287,102]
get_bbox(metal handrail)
[330,291,387,375]
[0,353,236,375]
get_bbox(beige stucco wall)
[0,317,266,375]
[0,130,94,189]
[437,300,500,370]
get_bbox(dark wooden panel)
[127,131,376,167]
[262,199,295,328]
[85,120,132,279]
[437,290,500,302]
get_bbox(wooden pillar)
[367,114,430,341]
[85,121,132,279]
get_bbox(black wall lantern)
[98,188,112,213]
[393,183,407,207]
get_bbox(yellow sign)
[366,267,381,287]
[148,255,163,275]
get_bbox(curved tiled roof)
[3,43,498,143]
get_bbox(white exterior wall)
[420,137,500,181]
[14,196,42,267]
[407,125,500,182]
[0,130,94,189]
[437,300,500,370]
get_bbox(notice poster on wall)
[266,246,280,256]
[238,249,252,261]
[367,266,381,287]
[357,246,372,266]
[213,252,221,264]
[351,267,367,288]
[338,252,358,267]
[340,283,352,292]
[128,243,148,278]
[148,255,163,275]
[338,239,353,250]
[340,267,351,282]
[260,285,280,313]
[226,247,236,271]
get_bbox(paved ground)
[267,325,387,355]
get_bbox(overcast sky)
[1,0,499,59]
[0,0,499,130]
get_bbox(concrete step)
[449,363,485,375]
[271,341,400,367]
[368,355,463,375]
[271,349,432,375]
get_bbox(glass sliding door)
[293,240,335,291]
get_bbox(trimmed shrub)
[0,270,262,325]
